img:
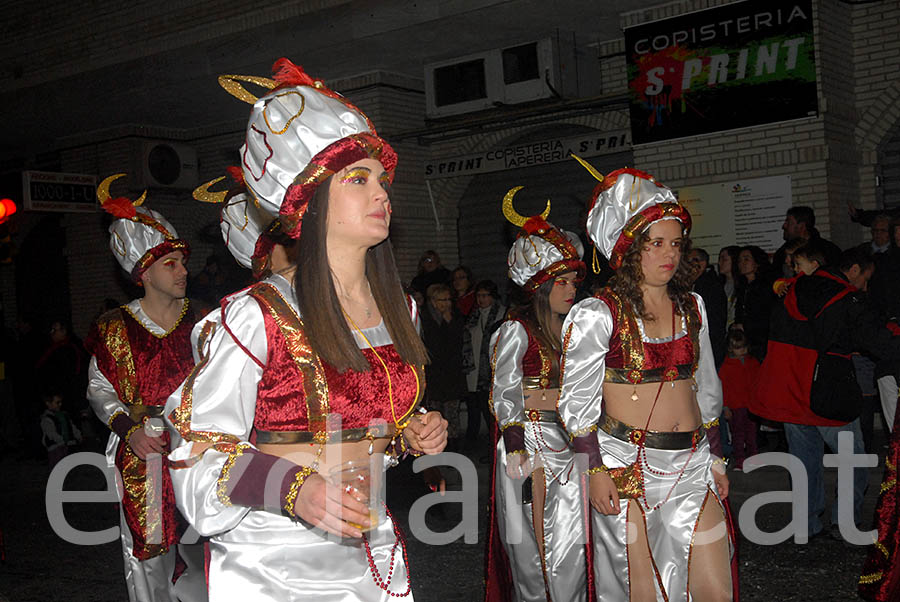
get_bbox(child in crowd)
[792,243,825,276]
[40,390,81,469]
[719,329,760,471]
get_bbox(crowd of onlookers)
[407,204,900,475]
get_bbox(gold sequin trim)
[170,320,241,446]
[569,424,598,440]
[559,323,574,389]
[487,333,502,420]
[123,298,190,339]
[250,283,331,435]
[875,540,890,558]
[859,572,884,585]
[263,91,306,135]
[284,466,316,518]
[95,308,142,407]
[587,466,607,475]
[124,421,142,444]
[703,418,720,429]
[107,408,128,430]
[500,421,525,431]
[216,443,251,507]
[506,449,528,457]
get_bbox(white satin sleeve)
[408,294,421,334]
[692,292,723,425]
[558,297,614,438]
[165,291,268,537]
[488,321,528,430]
[86,356,128,426]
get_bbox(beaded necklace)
[634,302,696,512]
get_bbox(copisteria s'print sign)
[625,0,817,144]
[425,129,629,179]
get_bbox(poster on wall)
[624,0,817,144]
[676,174,791,255]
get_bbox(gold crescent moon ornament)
[218,74,278,105]
[193,176,229,204]
[96,173,126,204]
[502,186,551,227]
[570,153,605,183]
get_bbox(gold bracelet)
[284,466,316,519]
[711,457,728,467]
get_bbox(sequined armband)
[123,421,143,444]
[284,466,317,519]
[216,443,251,507]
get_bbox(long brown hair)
[293,178,429,373]
[608,227,694,320]
[509,277,561,356]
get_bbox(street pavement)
[0,428,890,601]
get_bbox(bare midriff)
[256,439,394,476]
[603,380,700,432]
[523,387,560,412]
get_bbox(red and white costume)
[85,183,204,602]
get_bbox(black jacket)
[693,267,727,367]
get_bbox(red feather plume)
[271,58,316,87]
[102,196,137,220]
[226,165,245,186]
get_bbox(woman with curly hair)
[558,165,735,601]
[484,189,589,601]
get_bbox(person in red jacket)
[719,329,760,471]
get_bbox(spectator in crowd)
[34,319,87,422]
[190,254,228,304]
[411,250,451,297]
[39,389,81,469]
[717,245,740,328]
[688,247,727,367]
[10,313,44,459]
[451,265,477,317]
[718,329,760,471]
[866,217,900,433]
[754,247,900,541]
[772,206,842,275]
[792,242,826,276]
[734,245,775,361]
[780,238,808,277]
[461,279,506,449]
[421,282,467,445]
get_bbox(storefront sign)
[23,171,98,213]
[425,129,630,179]
[625,0,817,144]
[677,174,791,254]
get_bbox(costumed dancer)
[485,187,589,602]
[164,58,447,601]
[558,162,736,601]
[860,408,900,599]
[85,175,206,602]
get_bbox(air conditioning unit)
[425,31,581,118]
[137,141,199,190]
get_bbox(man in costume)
[86,176,205,602]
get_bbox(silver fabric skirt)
[207,506,412,601]
[495,419,588,602]
[591,429,732,602]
